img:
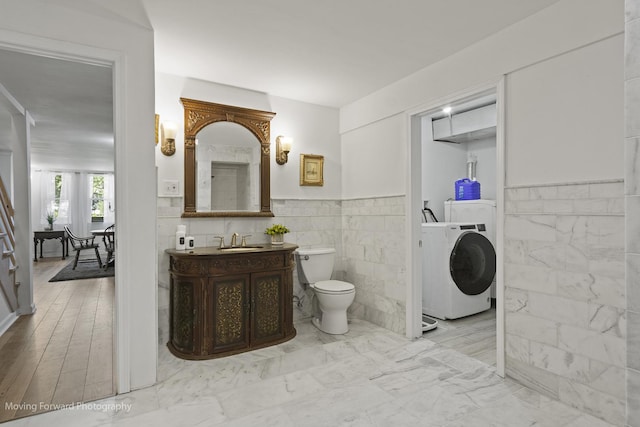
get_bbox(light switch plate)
[163,180,179,196]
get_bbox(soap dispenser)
[175,225,186,250]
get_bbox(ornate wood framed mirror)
[181,98,275,217]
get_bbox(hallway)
[0,258,114,421]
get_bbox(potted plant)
[45,210,56,231]
[265,224,290,245]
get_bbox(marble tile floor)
[424,305,497,367]
[4,311,615,427]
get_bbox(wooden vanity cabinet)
[167,244,297,360]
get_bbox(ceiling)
[142,0,562,108]
[0,0,563,169]
[0,50,113,171]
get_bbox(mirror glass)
[196,122,260,212]
[181,98,275,217]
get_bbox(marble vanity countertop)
[166,242,298,257]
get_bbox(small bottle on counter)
[175,225,186,250]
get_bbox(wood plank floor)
[0,257,114,422]
[422,302,497,367]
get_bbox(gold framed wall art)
[300,154,324,186]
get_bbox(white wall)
[30,154,114,173]
[421,115,467,219]
[155,72,341,200]
[506,35,624,186]
[341,0,624,199]
[0,0,157,392]
[0,150,11,198]
[341,113,406,199]
[341,0,623,135]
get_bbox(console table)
[33,230,69,261]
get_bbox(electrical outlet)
[164,180,179,195]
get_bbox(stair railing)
[0,176,16,269]
[0,175,17,312]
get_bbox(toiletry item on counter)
[187,236,195,249]
[175,225,186,250]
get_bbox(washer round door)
[449,232,496,295]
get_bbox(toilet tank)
[295,248,336,284]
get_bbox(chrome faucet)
[231,232,240,247]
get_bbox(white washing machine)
[421,222,495,320]
[444,199,497,298]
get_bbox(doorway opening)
[407,82,505,376]
[0,48,115,421]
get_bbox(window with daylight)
[52,174,62,216]
[38,171,114,234]
[40,171,70,227]
[91,175,105,222]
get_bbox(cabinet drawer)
[171,257,205,276]
[208,253,287,275]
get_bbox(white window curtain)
[39,171,56,227]
[56,172,74,225]
[69,172,91,236]
[103,173,115,225]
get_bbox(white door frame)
[405,77,506,377]
[0,32,130,392]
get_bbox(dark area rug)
[49,260,114,282]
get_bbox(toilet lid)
[314,280,354,294]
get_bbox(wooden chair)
[63,226,102,270]
[103,224,115,270]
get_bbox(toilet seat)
[312,280,355,295]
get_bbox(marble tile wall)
[627,1,640,426]
[156,197,343,344]
[341,196,406,335]
[270,198,343,315]
[504,181,626,425]
[156,195,407,342]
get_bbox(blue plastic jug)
[455,178,481,200]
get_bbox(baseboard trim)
[17,303,36,316]
[0,311,17,337]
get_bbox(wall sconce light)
[161,121,178,156]
[275,135,293,165]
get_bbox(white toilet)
[296,248,355,334]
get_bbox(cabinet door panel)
[251,270,285,344]
[170,275,202,355]
[208,275,250,353]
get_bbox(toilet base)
[312,313,349,335]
